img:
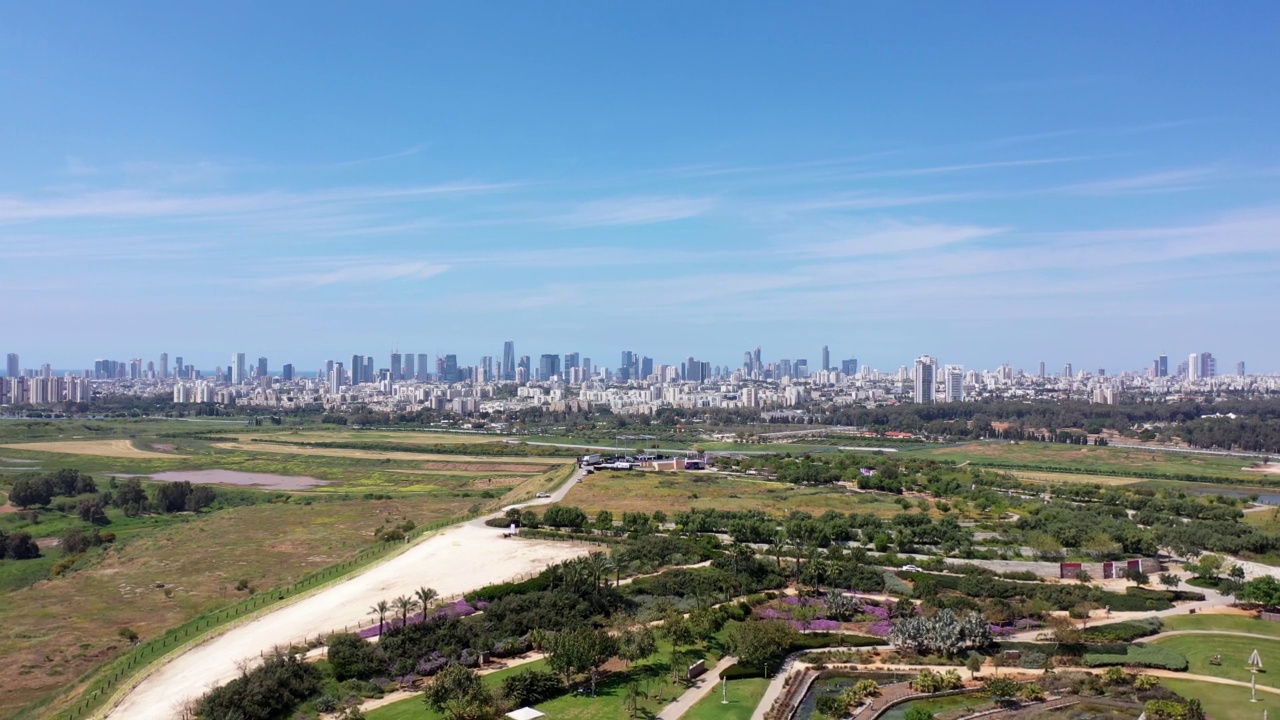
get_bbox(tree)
[415,586,439,614]
[327,633,382,681]
[61,528,94,555]
[6,531,40,560]
[77,498,108,524]
[546,627,618,694]
[1075,568,1093,584]
[595,510,614,533]
[9,477,53,508]
[618,626,657,666]
[1124,567,1150,587]
[904,708,936,720]
[1158,573,1181,590]
[966,654,983,679]
[1239,576,1280,608]
[423,663,495,720]
[369,600,390,636]
[394,595,419,628]
[727,619,798,672]
[186,484,217,512]
[622,679,647,719]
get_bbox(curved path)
[1146,630,1280,643]
[104,469,588,720]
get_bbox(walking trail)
[656,656,739,719]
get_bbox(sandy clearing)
[213,441,569,465]
[146,470,329,490]
[0,439,188,459]
[1009,470,1140,486]
[104,472,589,720]
[1245,464,1280,475]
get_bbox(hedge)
[1081,644,1188,671]
[1081,618,1163,643]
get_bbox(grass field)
[214,440,569,465]
[1151,635,1280,689]
[905,441,1264,482]
[681,676,770,720]
[1162,614,1280,638]
[555,470,909,517]
[0,494,475,718]
[1161,677,1280,720]
[1009,470,1142,486]
[0,439,188,459]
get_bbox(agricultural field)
[0,439,188,459]
[553,470,910,517]
[904,440,1266,482]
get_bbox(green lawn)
[1162,614,1280,639]
[903,441,1262,482]
[1162,677,1280,720]
[1151,635,1280,688]
[681,677,770,720]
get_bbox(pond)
[793,672,913,720]
[878,691,985,720]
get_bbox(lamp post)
[722,676,728,704]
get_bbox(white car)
[535,492,551,498]
[902,564,924,572]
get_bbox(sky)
[2,2,1279,374]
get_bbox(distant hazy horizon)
[3,4,1277,372]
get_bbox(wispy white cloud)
[1055,167,1218,195]
[793,220,1007,258]
[256,261,450,288]
[555,195,714,228]
[326,144,428,168]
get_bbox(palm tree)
[394,595,419,628]
[587,552,614,589]
[369,600,390,636]
[415,586,439,615]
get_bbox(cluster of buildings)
[1,345,1270,415]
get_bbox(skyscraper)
[351,355,364,384]
[330,362,344,393]
[1188,353,1200,381]
[444,355,459,383]
[417,353,429,380]
[1199,352,1216,379]
[390,352,402,381]
[1237,361,1246,376]
[503,341,516,381]
[257,356,268,377]
[563,353,579,375]
[1063,363,1073,379]
[160,352,169,379]
[539,354,560,380]
[944,365,964,403]
[518,355,530,379]
[841,358,858,375]
[404,353,415,381]
[821,346,830,372]
[232,353,246,384]
[282,363,294,382]
[640,356,653,379]
[1038,361,1045,378]
[6,353,18,378]
[914,355,936,404]
[1158,355,1168,377]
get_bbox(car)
[902,564,923,572]
[535,492,551,498]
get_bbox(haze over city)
[3,4,1279,372]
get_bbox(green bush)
[1081,618,1163,643]
[1081,645,1188,671]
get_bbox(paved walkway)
[655,656,739,719]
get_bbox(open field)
[225,430,515,445]
[554,470,909,517]
[1007,470,1142,486]
[1150,635,1280,689]
[905,441,1265,482]
[0,495,476,719]
[213,440,569,465]
[0,439,187,459]
[1162,614,1280,638]
[1161,677,1280,720]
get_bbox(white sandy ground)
[104,470,589,720]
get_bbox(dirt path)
[104,470,588,720]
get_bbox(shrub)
[1082,618,1163,643]
[1018,651,1047,669]
[1082,645,1188,671]
[499,668,564,706]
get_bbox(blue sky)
[3,3,1279,373]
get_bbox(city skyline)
[3,5,1280,367]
